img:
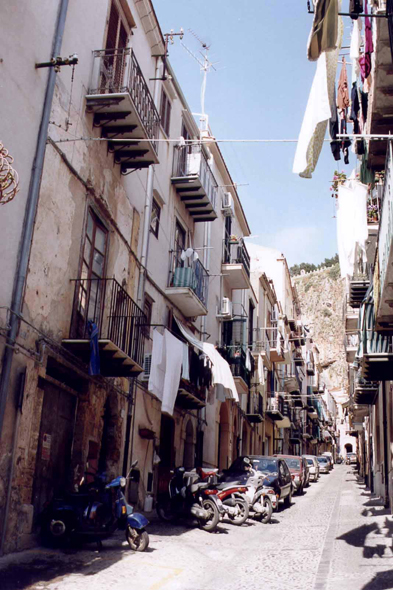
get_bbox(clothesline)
[52,136,335,144]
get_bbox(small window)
[150,198,161,238]
[160,89,171,137]
[143,295,153,338]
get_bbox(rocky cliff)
[293,264,348,390]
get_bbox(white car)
[303,455,320,482]
[322,452,334,469]
[317,456,330,474]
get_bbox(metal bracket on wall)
[36,54,78,72]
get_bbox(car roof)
[274,454,302,459]
[248,455,278,461]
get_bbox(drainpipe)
[0,0,69,440]
[136,57,161,306]
[382,381,389,508]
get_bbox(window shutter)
[106,3,119,49]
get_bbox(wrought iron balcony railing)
[172,144,218,211]
[168,250,209,308]
[222,232,251,277]
[217,345,251,388]
[87,48,160,153]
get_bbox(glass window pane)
[92,251,104,276]
[87,213,94,240]
[84,238,91,265]
[95,227,106,254]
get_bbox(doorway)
[218,402,230,469]
[158,414,175,495]
[183,419,195,470]
[33,381,77,520]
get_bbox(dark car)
[274,454,308,495]
[222,455,293,508]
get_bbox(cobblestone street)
[1,465,392,590]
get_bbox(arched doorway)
[218,402,230,469]
[183,419,195,470]
[345,443,353,454]
[242,422,248,455]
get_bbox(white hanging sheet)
[161,330,184,416]
[148,330,165,401]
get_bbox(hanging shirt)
[307,0,339,61]
[294,13,343,178]
[337,59,350,110]
[349,0,363,19]
[350,18,362,83]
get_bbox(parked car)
[223,456,293,508]
[303,455,320,482]
[275,455,307,495]
[346,452,357,465]
[317,456,330,474]
[322,452,334,469]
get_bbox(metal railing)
[345,332,359,349]
[168,250,209,307]
[222,231,251,277]
[172,144,218,209]
[70,277,146,368]
[218,345,251,387]
[252,328,271,358]
[266,395,284,414]
[88,48,160,153]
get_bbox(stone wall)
[293,264,348,391]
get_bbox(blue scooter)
[40,460,149,551]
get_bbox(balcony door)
[179,124,191,176]
[75,210,108,338]
[173,220,186,272]
[102,2,129,92]
[223,215,232,264]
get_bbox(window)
[76,209,108,335]
[143,295,153,338]
[106,2,129,49]
[150,199,161,238]
[160,89,171,137]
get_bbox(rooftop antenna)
[181,28,218,133]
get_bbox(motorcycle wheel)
[126,527,149,552]
[260,496,273,524]
[227,498,249,526]
[41,515,72,547]
[283,489,292,508]
[156,500,176,523]
[199,499,219,532]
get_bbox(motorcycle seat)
[190,482,209,493]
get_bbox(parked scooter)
[220,468,276,524]
[156,467,223,532]
[197,468,249,526]
[40,461,149,551]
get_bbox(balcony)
[217,345,251,395]
[343,295,359,332]
[354,374,379,406]
[171,145,218,222]
[165,252,209,318]
[348,249,370,308]
[252,329,271,369]
[176,377,207,411]
[86,48,159,172]
[246,393,264,424]
[269,329,286,363]
[284,364,300,393]
[289,427,302,444]
[265,396,284,421]
[62,278,145,376]
[222,233,251,290]
[345,332,359,363]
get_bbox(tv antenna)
[151,28,184,81]
[181,29,218,131]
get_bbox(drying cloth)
[349,0,363,19]
[336,172,368,279]
[293,12,343,178]
[161,330,183,416]
[174,317,239,402]
[307,0,339,61]
[350,18,362,83]
[337,59,350,110]
[246,349,252,371]
[87,320,100,376]
[360,1,373,81]
[350,82,360,121]
[257,353,265,387]
[329,87,341,160]
[148,329,165,401]
[181,342,190,380]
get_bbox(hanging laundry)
[329,87,341,161]
[87,320,100,376]
[337,59,350,110]
[336,171,368,280]
[350,82,360,122]
[161,330,183,416]
[350,18,362,83]
[181,341,190,380]
[148,329,166,401]
[307,0,339,61]
[359,1,373,81]
[349,0,363,19]
[294,13,343,178]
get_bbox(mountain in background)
[290,254,339,277]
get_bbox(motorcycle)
[156,467,223,532]
[197,468,250,526]
[220,468,275,524]
[40,461,149,551]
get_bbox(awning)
[174,317,239,402]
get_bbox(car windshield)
[317,457,328,463]
[251,459,278,474]
[306,459,314,465]
[284,458,301,470]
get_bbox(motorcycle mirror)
[131,460,138,469]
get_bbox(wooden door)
[33,382,77,519]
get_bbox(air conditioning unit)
[141,353,152,381]
[221,192,235,217]
[217,297,233,319]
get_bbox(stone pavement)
[1,465,392,590]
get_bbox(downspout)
[382,381,389,508]
[137,57,161,306]
[0,0,69,439]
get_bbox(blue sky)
[154,0,351,267]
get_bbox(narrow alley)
[1,466,392,590]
